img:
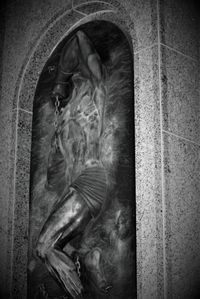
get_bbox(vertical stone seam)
[157,0,167,298]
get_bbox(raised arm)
[52,30,103,100]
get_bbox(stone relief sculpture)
[29,21,135,299]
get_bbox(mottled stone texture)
[163,133,200,299]
[161,46,200,143]
[0,7,10,298]
[134,45,163,299]
[12,110,32,299]
[17,9,82,111]
[159,0,200,298]
[160,0,199,59]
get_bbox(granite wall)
[0,0,199,298]
[159,0,200,298]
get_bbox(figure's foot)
[46,248,84,298]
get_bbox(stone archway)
[11,3,136,298]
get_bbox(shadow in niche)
[28,21,136,299]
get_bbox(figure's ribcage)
[58,80,107,180]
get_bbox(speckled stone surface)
[161,46,200,143]
[5,110,18,298]
[74,0,158,53]
[134,45,164,299]
[0,95,17,298]
[159,0,199,60]
[1,0,72,110]
[12,110,32,299]
[73,1,114,15]
[0,8,6,95]
[12,158,30,299]
[13,9,83,111]
[163,132,200,299]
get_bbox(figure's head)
[51,30,104,109]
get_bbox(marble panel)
[0,102,17,297]
[1,0,72,110]
[159,0,199,60]
[164,132,200,298]
[161,46,200,144]
[17,10,82,111]
[12,110,32,299]
[134,45,163,299]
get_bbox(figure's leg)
[36,187,92,298]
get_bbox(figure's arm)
[52,30,103,101]
[76,31,103,81]
[52,35,79,99]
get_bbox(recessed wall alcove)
[29,19,135,299]
[7,2,163,299]
[10,4,140,298]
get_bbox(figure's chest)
[59,86,105,143]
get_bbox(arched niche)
[10,3,139,297]
[28,19,136,299]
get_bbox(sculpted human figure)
[36,31,110,298]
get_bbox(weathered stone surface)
[135,45,164,299]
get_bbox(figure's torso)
[56,76,106,185]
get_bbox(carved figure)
[33,25,136,299]
[36,31,110,298]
